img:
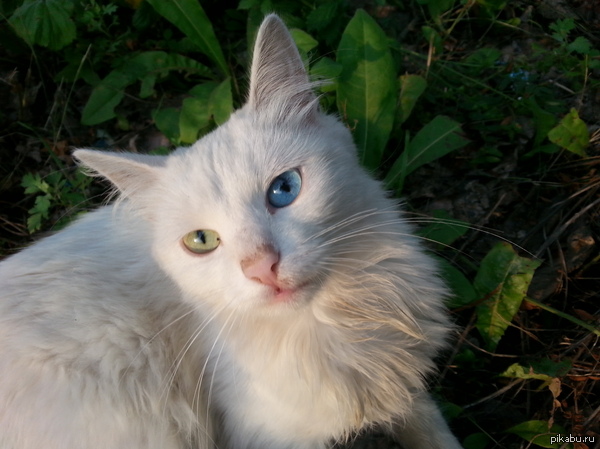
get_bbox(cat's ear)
[73,149,166,199]
[248,14,318,122]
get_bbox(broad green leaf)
[418,210,469,247]
[548,108,589,156]
[146,0,228,75]
[81,70,131,125]
[434,257,477,309]
[179,79,232,144]
[463,432,492,449]
[290,29,318,53]
[9,0,76,50]
[336,9,396,170]
[385,115,469,192]
[421,26,442,54]
[237,0,259,9]
[180,96,211,144]
[310,57,342,93]
[306,2,338,32]
[154,107,181,144]
[474,243,541,351]
[524,97,556,148]
[397,74,427,125]
[209,78,233,125]
[417,0,455,23]
[505,420,570,448]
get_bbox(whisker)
[203,310,238,437]
[302,207,400,244]
[119,305,197,385]
[160,299,229,418]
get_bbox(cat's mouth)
[269,281,312,305]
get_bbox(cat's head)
[74,15,397,316]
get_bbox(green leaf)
[421,26,442,54]
[132,52,214,97]
[21,173,49,194]
[529,358,572,378]
[306,2,338,32]
[465,48,502,74]
[290,29,318,53]
[209,78,233,125]
[336,9,397,170]
[463,432,492,449]
[237,0,259,9]
[397,74,427,125]
[310,57,342,93]
[27,213,44,233]
[435,257,477,309]
[31,194,52,215]
[548,108,589,157]
[81,70,131,125]
[154,107,181,144]
[26,194,52,233]
[567,36,593,55]
[9,0,76,50]
[180,96,211,144]
[82,52,213,125]
[399,115,468,175]
[549,18,575,43]
[475,0,507,17]
[505,420,570,448]
[418,210,469,247]
[474,243,541,351]
[385,115,469,192]
[500,363,553,382]
[417,0,455,23]
[146,0,228,75]
[178,79,232,144]
[524,97,557,148]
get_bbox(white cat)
[0,14,463,449]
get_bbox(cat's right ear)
[248,14,318,123]
[73,149,166,200]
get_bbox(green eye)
[182,230,221,254]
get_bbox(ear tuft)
[248,14,318,123]
[73,149,166,200]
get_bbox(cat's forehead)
[171,111,317,189]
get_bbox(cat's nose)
[241,246,280,288]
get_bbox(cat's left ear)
[73,149,166,200]
[248,14,318,123]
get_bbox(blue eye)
[267,169,302,208]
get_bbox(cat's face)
[74,15,391,316]
[149,108,381,314]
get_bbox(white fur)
[0,15,462,449]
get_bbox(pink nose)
[241,246,280,288]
